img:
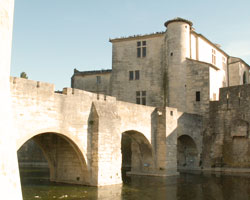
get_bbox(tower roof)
[164,17,193,27]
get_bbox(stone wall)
[11,77,105,185]
[10,77,179,186]
[186,59,210,115]
[71,69,111,95]
[110,34,165,107]
[0,1,23,199]
[228,57,250,86]
[203,84,250,169]
[17,139,47,165]
[177,112,203,169]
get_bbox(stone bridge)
[11,77,179,186]
[0,1,202,199]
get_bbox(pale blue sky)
[11,0,250,90]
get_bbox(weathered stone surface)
[2,9,250,199]
[203,84,250,169]
[10,77,179,187]
[0,0,22,199]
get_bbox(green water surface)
[20,168,250,200]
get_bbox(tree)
[20,72,28,79]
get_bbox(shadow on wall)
[18,139,48,168]
[177,113,203,170]
[121,130,154,177]
[17,133,90,186]
[177,135,198,169]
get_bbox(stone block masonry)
[10,77,179,188]
[0,0,23,199]
[203,84,250,169]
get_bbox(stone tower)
[165,18,192,112]
[0,0,22,199]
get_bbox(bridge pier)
[153,107,179,176]
[87,102,122,186]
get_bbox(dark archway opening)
[121,131,154,182]
[121,133,132,182]
[18,139,50,185]
[17,133,89,187]
[177,135,198,170]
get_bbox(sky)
[10,0,250,90]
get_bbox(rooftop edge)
[164,17,193,27]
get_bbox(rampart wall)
[203,84,250,169]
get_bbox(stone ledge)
[127,171,179,177]
[202,167,250,174]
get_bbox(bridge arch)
[121,130,154,175]
[17,131,90,185]
[177,134,199,169]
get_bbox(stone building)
[71,17,250,171]
[72,17,250,117]
[72,69,111,95]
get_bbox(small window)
[142,97,146,105]
[243,71,247,84]
[96,76,101,84]
[135,70,140,80]
[129,71,134,80]
[137,41,147,58]
[137,48,141,58]
[196,91,200,102]
[142,47,146,57]
[136,91,140,104]
[136,98,140,104]
[142,91,146,105]
[136,91,146,105]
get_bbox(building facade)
[71,18,250,171]
[72,18,250,116]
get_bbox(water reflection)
[20,167,250,200]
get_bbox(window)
[129,70,140,81]
[243,71,247,84]
[137,48,141,58]
[142,47,146,57]
[96,76,101,84]
[137,41,147,58]
[136,91,140,104]
[142,91,146,105]
[129,71,134,80]
[136,91,146,105]
[135,70,140,80]
[196,91,200,102]
[212,49,216,65]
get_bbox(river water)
[20,168,250,200]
